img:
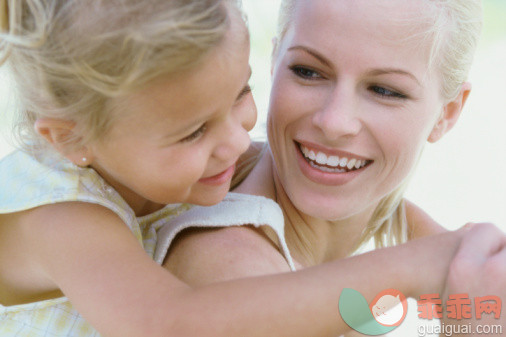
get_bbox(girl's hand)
[441,223,506,336]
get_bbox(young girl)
[0,0,501,337]
[160,0,506,334]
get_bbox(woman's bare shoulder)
[404,199,448,239]
[164,225,292,286]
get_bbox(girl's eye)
[180,124,207,143]
[290,66,323,80]
[236,84,252,101]
[370,86,407,99]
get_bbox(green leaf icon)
[339,288,398,335]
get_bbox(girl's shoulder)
[0,149,135,225]
[0,201,183,337]
[0,150,146,306]
[0,201,128,306]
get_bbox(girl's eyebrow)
[236,67,252,97]
[287,46,331,67]
[164,66,253,140]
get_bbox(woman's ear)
[34,118,93,166]
[428,82,472,143]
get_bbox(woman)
[159,0,505,335]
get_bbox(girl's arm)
[164,220,476,336]
[0,201,492,337]
[0,203,500,337]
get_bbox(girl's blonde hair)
[0,0,241,150]
[275,0,482,250]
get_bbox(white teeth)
[300,144,368,171]
[309,160,346,173]
[327,155,340,167]
[315,152,327,165]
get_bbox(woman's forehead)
[286,0,436,68]
[292,0,432,38]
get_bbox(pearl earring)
[82,157,87,162]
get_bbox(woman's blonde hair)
[0,0,241,150]
[275,0,482,251]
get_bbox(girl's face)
[89,16,256,215]
[268,0,462,220]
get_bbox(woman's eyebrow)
[287,46,331,67]
[366,68,421,86]
[287,46,422,86]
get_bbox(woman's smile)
[294,141,372,186]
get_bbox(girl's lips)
[294,142,369,186]
[198,165,235,186]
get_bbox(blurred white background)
[0,1,505,335]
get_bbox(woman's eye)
[370,86,407,99]
[290,66,322,80]
[180,124,207,143]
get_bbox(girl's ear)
[34,118,93,166]
[428,82,472,143]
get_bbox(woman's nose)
[312,86,362,140]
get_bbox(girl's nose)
[241,96,257,133]
[213,121,251,162]
[213,100,256,162]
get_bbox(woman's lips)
[294,142,371,186]
[198,165,236,186]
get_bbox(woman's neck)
[235,147,376,268]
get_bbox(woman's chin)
[292,199,351,221]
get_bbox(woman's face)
[268,0,458,220]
